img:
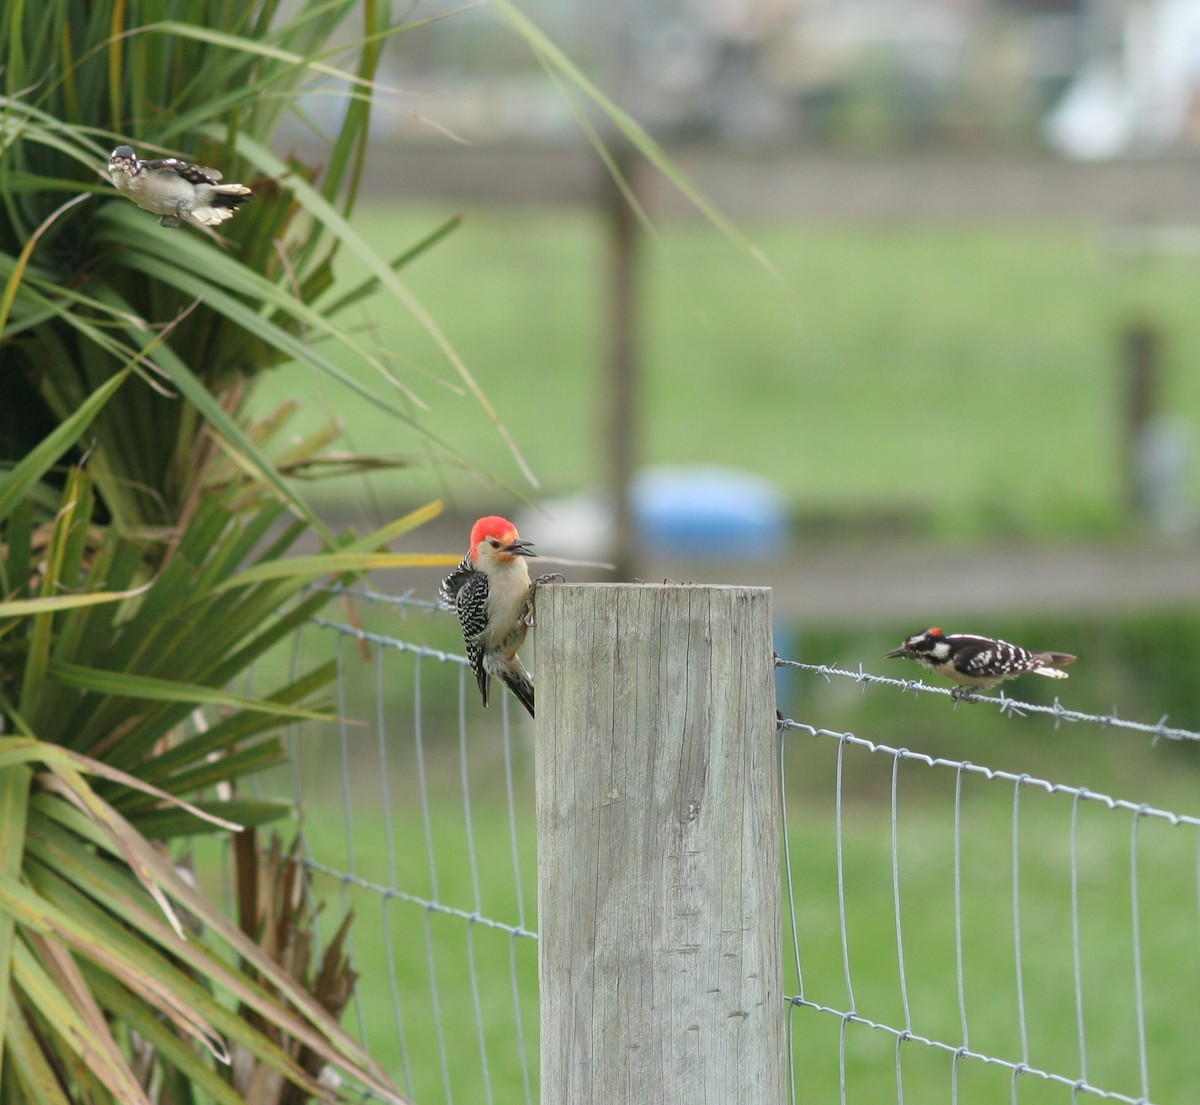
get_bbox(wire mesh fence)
[269,585,540,1104]
[776,657,1200,1105]
[243,586,1200,1104]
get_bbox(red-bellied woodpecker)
[438,516,561,719]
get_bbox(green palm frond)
[1,0,528,534]
[0,435,428,1100]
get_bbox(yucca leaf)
[227,131,541,489]
[47,661,334,722]
[215,549,458,592]
[23,812,400,1099]
[9,937,150,1105]
[85,969,247,1105]
[0,369,128,528]
[0,763,30,1078]
[112,334,333,542]
[0,498,33,603]
[4,1001,74,1105]
[97,211,435,418]
[0,739,242,834]
[135,661,335,786]
[321,213,465,318]
[18,469,93,720]
[16,874,267,1084]
[0,582,152,620]
[129,797,293,840]
[123,741,290,809]
[0,192,90,337]
[492,0,771,268]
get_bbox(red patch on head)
[469,514,519,550]
[929,627,943,637]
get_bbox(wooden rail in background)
[534,583,785,1105]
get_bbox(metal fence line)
[777,653,1199,1105]
[283,595,539,1105]
[785,996,1156,1105]
[779,719,1200,830]
[267,591,1198,1104]
[776,657,1200,744]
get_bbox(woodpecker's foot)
[949,686,980,705]
[523,573,565,626]
[158,213,184,228]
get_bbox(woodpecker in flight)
[885,627,1076,694]
[107,146,252,228]
[438,516,561,719]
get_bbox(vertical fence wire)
[1011,778,1029,1072]
[1069,789,1088,1094]
[1129,811,1149,1104]
[272,590,538,1104]
[777,656,1200,1105]
[953,763,970,1056]
[890,755,912,1037]
[243,596,1200,1104]
[835,737,856,1016]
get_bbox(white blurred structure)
[1045,0,1200,158]
[517,464,789,564]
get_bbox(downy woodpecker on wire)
[438,516,561,719]
[885,627,1076,693]
[107,146,252,228]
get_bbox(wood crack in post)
[535,583,784,1105]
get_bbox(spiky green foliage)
[0,0,486,538]
[0,0,493,1100]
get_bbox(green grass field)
[197,604,1200,1105]
[228,718,1200,1105]
[239,205,1200,1102]
[252,203,1200,537]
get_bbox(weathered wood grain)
[535,583,784,1105]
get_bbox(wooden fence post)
[535,583,785,1105]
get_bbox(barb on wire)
[309,614,470,666]
[310,581,446,614]
[775,656,1200,745]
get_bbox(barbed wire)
[302,857,537,940]
[306,594,1200,749]
[779,655,1196,1105]
[298,592,1195,1103]
[776,656,1200,745]
[309,581,446,614]
[309,614,470,666]
[290,609,537,1105]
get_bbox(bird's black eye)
[489,539,500,548]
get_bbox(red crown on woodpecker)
[468,515,535,564]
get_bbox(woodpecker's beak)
[884,646,909,659]
[506,538,536,557]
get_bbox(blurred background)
[245,4,1200,1099]
[253,0,1200,731]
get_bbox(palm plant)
[0,0,743,1093]
[0,0,495,1100]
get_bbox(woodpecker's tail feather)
[1031,651,1076,679]
[192,185,252,226]
[500,670,535,719]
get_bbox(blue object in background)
[632,465,789,559]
